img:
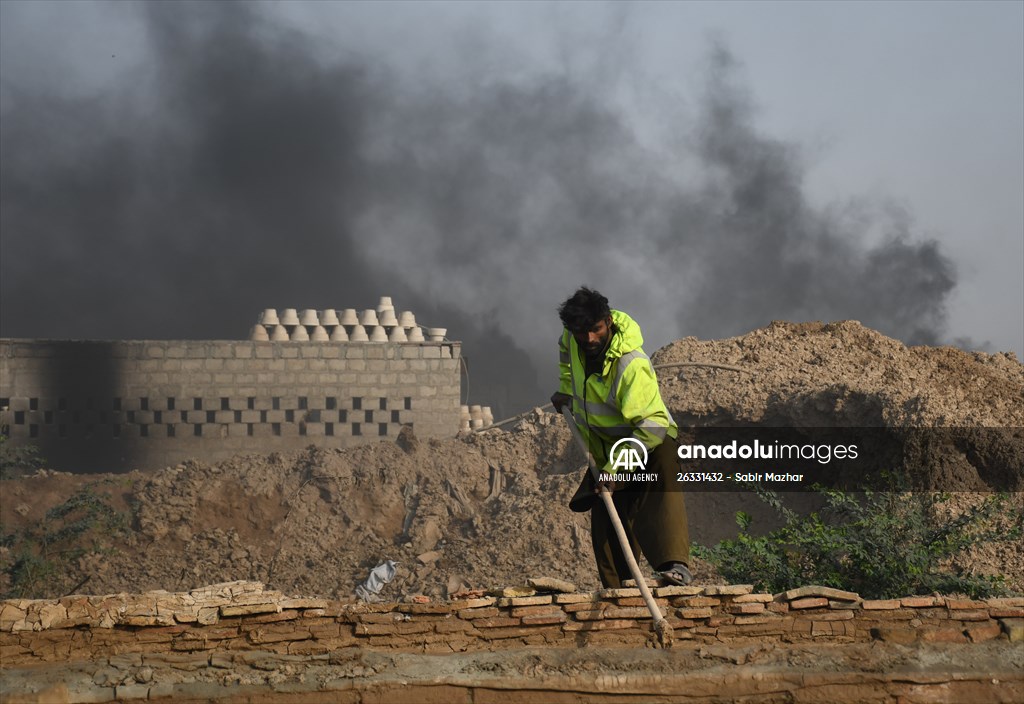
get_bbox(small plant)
[0,430,44,479]
[1,482,129,598]
[694,484,1020,599]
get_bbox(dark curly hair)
[558,287,611,333]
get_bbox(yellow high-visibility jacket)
[558,309,677,469]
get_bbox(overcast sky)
[1,1,1021,415]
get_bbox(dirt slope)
[1,321,1021,601]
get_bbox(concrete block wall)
[0,339,462,472]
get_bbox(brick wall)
[0,339,462,472]
[2,581,1021,662]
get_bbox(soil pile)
[654,320,1024,490]
[1,320,1021,601]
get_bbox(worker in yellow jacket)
[551,286,691,588]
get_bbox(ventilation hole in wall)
[59,425,67,438]
[112,398,121,411]
[364,410,373,423]
[193,398,202,411]
[14,411,25,425]
[298,396,308,410]
[352,423,362,436]
[326,397,337,410]
[272,423,281,436]
[154,411,163,423]
[379,398,387,410]
[326,423,334,436]
[140,425,149,437]
[167,425,176,438]
[299,423,307,437]
[260,411,267,423]
[29,424,38,438]
[112,425,120,438]
[404,397,412,410]
[221,397,229,411]
[247,424,254,437]
[339,410,348,423]
[0,397,9,409]
[194,424,202,437]
[234,411,242,423]
[141,397,150,411]
[180,411,188,422]
[247,397,255,410]
[353,397,362,410]
[272,397,281,410]
[308,410,321,423]
[58,398,67,411]
[167,397,175,411]
[285,410,294,423]
[206,411,215,423]
[378,423,388,437]
[44,411,54,424]
[30,398,38,411]
[127,411,135,423]
[391,410,400,423]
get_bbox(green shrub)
[0,432,44,479]
[694,484,1020,599]
[1,482,129,599]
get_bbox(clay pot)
[310,326,330,341]
[250,325,270,341]
[280,308,300,325]
[269,325,290,341]
[349,325,369,342]
[427,327,447,342]
[299,309,320,326]
[259,308,279,325]
[368,325,388,342]
[388,326,408,342]
[320,309,340,326]
[330,325,349,342]
[339,309,359,326]
[290,325,310,341]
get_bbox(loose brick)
[951,610,992,622]
[732,593,774,603]
[861,599,901,610]
[554,593,600,605]
[599,587,641,598]
[449,597,495,609]
[732,614,781,626]
[1000,618,1024,642]
[520,612,567,625]
[727,603,766,615]
[798,609,853,621]
[945,598,987,610]
[653,585,703,597]
[571,609,607,621]
[603,606,654,619]
[990,608,1024,618]
[965,622,1003,642]
[472,617,522,629]
[986,597,1024,608]
[703,585,754,596]
[674,596,720,608]
[778,586,859,602]
[563,619,637,632]
[457,607,500,620]
[789,597,829,610]
[396,603,454,615]
[677,607,713,619]
[495,595,552,608]
[901,596,940,608]
[509,605,562,617]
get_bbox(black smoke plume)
[0,4,957,416]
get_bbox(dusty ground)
[3,642,1022,703]
[1,320,1021,602]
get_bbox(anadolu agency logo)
[610,437,648,472]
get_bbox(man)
[551,286,691,588]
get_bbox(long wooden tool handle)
[559,408,668,626]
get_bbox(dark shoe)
[659,563,693,586]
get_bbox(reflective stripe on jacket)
[557,309,677,467]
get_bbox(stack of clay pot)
[461,404,494,431]
[250,297,449,344]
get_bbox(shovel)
[559,407,674,647]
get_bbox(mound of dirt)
[654,320,1024,490]
[1,321,1021,601]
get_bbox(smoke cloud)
[1,3,958,417]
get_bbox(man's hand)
[550,392,572,414]
[596,474,619,494]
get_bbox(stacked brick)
[2,581,1021,665]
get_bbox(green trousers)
[584,436,691,588]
